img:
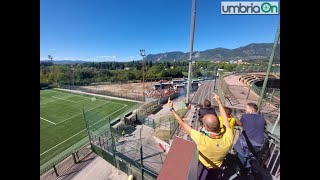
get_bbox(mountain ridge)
[40,43,280,64]
[144,43,280,62]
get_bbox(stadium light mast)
[186,0,197,104]
[140,49,146,101]
[257,23,280,113]
[48,55,53,61]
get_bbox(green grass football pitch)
[40,89,138,166]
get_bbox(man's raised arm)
[167,97,193,135]
[213,93,230,129]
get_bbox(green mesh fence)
[140,108,188,135]
[91,144,116,166]
[169,109,188,138]
[40,137,89,175]
[86,103,162,180]
[41,90,139,176]
[40,90,109,175]
[135,101,159,118]
[153,117,169,129]
[84,103,140,137]
[143,117,155,128]
[251,84,280,106]
[274,89,280,98]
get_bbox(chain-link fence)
[83,101,170,179]
[85,102,140,139]
[135,100,160,118]
[40,89,137,178]
[141,108,188,139]
[42,85,187,179]
[82,96,188,180]
[40,143,92,180]
[85,119,166,179]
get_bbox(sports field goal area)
[40,89,138,167]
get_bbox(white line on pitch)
[40,117,57,125]
[40,99,59,105]
[52,89,127,106]
[40,105,128,156]
[56,102,109,124]
[51,96,78,103]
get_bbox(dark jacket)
[198,107,217,117]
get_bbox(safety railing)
[265,132,280,177]
[233,127,280,178]
[40,143,92,180]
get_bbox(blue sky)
[40,0,280,62]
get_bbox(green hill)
[144,43,280,62]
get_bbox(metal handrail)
[233,127,280,177]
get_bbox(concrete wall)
[153,135,171,154]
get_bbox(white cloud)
[96,55,116,59]
[40,56,85,61]
[96,56,107,58]
[49,48,56,51]
[129,56,135,59]
[52,57,78,60]
[40,55,121,61]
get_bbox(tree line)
[40,60,271,87]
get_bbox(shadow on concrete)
[124,126,136,135]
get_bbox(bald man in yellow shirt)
[168,94,233,180]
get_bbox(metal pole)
[213,73,217,90]
[75,151,80,161]
[257,23,280,113]
[271,109,280,134]
[140,50,146,102]
[109,118,117,165]
[111,134,117,164]
[213,69,220,90]
[99,136,102,147]
[140,126,144,180]
[186,0,197,104]
[82,108,91,142]
[53,164,59,177]
[245,86,251,105]
[268,88,275,105]
[142,60,144,93]
[72,152,77,164]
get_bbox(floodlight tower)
[186,0,197,104]
[48,55,53,60]
[140,49,146,100]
